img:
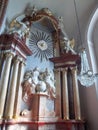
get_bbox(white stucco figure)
[32,67,47,92]
[24,70,33,81]
[22,70,35,102]
[22,80,33,102]
[63,37,76,54]
[58,16,68,38]
[44,68,56,99]
[22,67,56,100]
[32,67,40,85]
[58,16,76,54]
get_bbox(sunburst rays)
[29,30,53,61]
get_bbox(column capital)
[13,56,22,64]
[70,66,77,70]
[70,66,78,74]
[54,68,61,73]
[20,59,26,66]
[5,52,14,58]
[61,67,68,72]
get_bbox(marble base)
[31,93,57,121]
[0,120,86,130]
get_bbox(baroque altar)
[0,6,85,130]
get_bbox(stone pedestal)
[30,94,57,121]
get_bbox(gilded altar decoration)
[7,14,30,44]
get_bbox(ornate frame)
[23,7,60,57]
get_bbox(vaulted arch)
[87,8,98,74]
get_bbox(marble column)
[13,60,25,119]
[0,52,13,119]
[71,67,81,120]
[54,68,62,118]
[0,52,4,78]
[6,56,20,119]
[62,68,69,120]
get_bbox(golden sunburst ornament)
[37,40,48,51]
[29,30,53,61]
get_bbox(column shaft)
[54,68,62,118]
[71,67,81,120]
[13,60,25,119]
[62,68,69,120]
[0,53,13,118]
[0,52,4,78]
[6,56,20,119]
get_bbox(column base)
[5,116,13,120]
[64,116,70,120]
[13,115,19,119]
[75,117,82,121]
[0,115,3,121]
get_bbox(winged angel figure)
[58,16,76,54]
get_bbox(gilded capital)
[70,66,77,75]
[13,56,21,64]
[54,68,61,73]
[61,67,68,72]
[20,59,26,66]
[5,52,14,59]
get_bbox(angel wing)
[9,19,21,29]
[69,38,75,49]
